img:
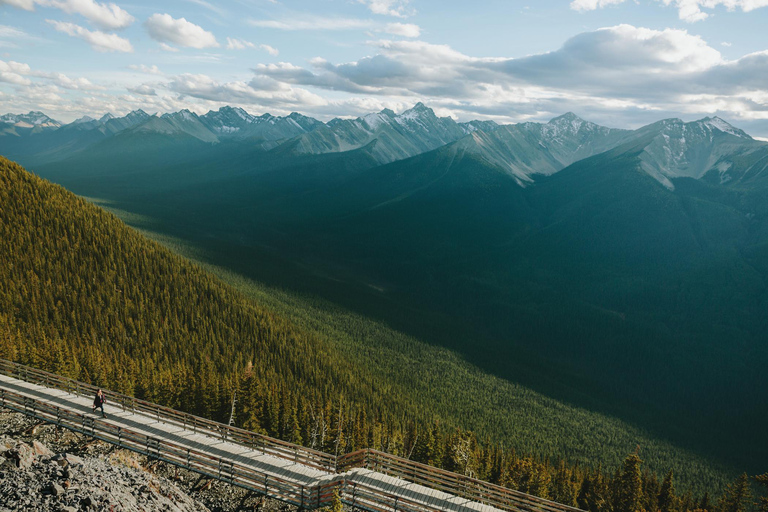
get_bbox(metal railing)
[0,358,586,512]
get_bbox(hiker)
[92,389,107,418]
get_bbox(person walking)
[92,389,107,418]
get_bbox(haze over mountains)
[3,103,768,474]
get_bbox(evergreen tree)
[658,470,678,512]
[615,450,644,512]
[753,473,768,512]
[719,474,752,512]
[551,460,576,507]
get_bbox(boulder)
[64,453,83,466]
[32,440,53,457]
[5,441,35,468]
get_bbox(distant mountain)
[452,112,630,184]
[0,111,61,137]
[287,102,498,163]
[5,104,768,192]
[103,109,152,134]
[200,106,324,141]
[199,106,260,137]
[0,111,61,129]
[158,109,220,143]
[622,116,765,189]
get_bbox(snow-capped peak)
[72,115,95,124]
[98,113,115,123]
[548,112,585,133]
[0,111,61,127]
[163,109,197,122]
[125,109,150,121]
[362,111,395,131]
[700,116,749,138]
[399,102,435,121]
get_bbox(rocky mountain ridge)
[1,104,764,188]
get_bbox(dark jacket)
[93,392,105,407]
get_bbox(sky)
[2,0,768,136]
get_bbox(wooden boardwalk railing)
[0,359,335,472]
[0,359,585,512]
[337,450,580,512]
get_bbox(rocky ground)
[0,411,312,512]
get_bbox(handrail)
[0,358,586,512]
[0,359,335,472]
[338,449,584,512]
[0,386,322,509]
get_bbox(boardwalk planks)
[0,359,585,512]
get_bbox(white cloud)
[168,72,327,109]
[571,0,626,11]
[128,64,163,75]
[127,84,156,96]
[571,0,768,21]
[145,13,219,49]
[249,24,768,125]
[0,59,32,85]
[0,0,35,10]
[0,25,29,38]
[46,20,133,52]
[184,0,226,17]
[249,16,374,31]
[50,72,99,89]
[383,22,420,37]
[226,37,255,50]
[661,0,768,22]
[41,0,134,30]
[159,42,180,52]
[260,44,279,56]
[1,0,134,29]
[359,0,413,17]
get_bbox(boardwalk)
[0,360,584,512]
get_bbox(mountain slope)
[0,155,410,429]
[62,133,768,474]
[452,112,630,184]
[288,102,496,164]
[626,116,766,188]
[3,155,746,500]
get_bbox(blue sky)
[2,0,768,137]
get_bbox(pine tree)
[719,474,752,512]
[551,460,576,507]
[658,470,678,512]
[643,470,660,512]
[615,450,644,512]
[753,473,768,512]
[699,491,712,512]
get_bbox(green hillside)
[37,136,768,476]
[0,155,755,503]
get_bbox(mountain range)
[3,103,768,475]
[4,103,765,188]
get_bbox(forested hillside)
[0,156,764,511]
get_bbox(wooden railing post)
[0,357,591,512]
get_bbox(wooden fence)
[0,358,585,512]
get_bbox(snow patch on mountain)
[701,117,749,138]
[0,111,61,128]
